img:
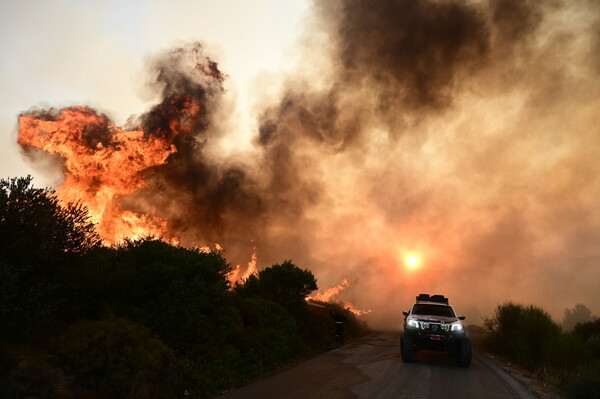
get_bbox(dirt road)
[220,332,535,399]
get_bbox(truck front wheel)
[456,338,472,368]
[401,334,415,363]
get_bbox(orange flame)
[344,303,372,316]
[18,97,201,244]
[310,278,351,302]
[16,43,224,245]
[309,278,371,316]
[228,249,258,285]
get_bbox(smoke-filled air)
[17,0,600,328]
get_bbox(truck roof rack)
[416,294,449,304]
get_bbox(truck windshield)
[412,304,456,317]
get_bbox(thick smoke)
[249,0,600,327]
[121,45,267,263]
[19,0,600,328]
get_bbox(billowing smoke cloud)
[19,0,600,328]
[121,45,267,263]
[249,0,600,327]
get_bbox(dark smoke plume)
[122,45,267,263]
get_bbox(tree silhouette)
[0,176,100,338]
[239,260,317,308]
[0,176,100,260]
[563,303,595,331]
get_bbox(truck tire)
[401,334,415,363]
[456,338,472,368]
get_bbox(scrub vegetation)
[0,176,368,398]
[484,303,600,399]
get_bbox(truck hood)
[411,315,458,323]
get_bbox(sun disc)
[404,253,421,269]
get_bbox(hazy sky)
[0,0,309,185]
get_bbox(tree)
[563,303,594,331]
[0,176,100,262]
[0,176,100,338]
[238,260,317,308]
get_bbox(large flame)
[18,98,200,243]
[15,43,223,245]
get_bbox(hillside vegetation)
[0,176,368,398]
[484,303,600,399]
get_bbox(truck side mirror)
[458,315,466,320]
[403,311,409,316]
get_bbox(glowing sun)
[404,253,422,270]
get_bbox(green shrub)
[300,301,367,349]
[585,334,600,359]
[568,320,600,360]
[541,333,593,370]
[0,258,60,340]
[235,297,306,376]
[54,317,172,398]
[237,260,317,310]
[169,357,217,399]
[68,239,239,355]
[99,239,230,313]
[0,364,59,399]
[563,365,600,399]
[574,320,600,343]
[484,303,600,398]
[167,296,305,398]
[484,302,562,368]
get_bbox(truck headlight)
[407,319,419,328]
[451,322,463,331]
